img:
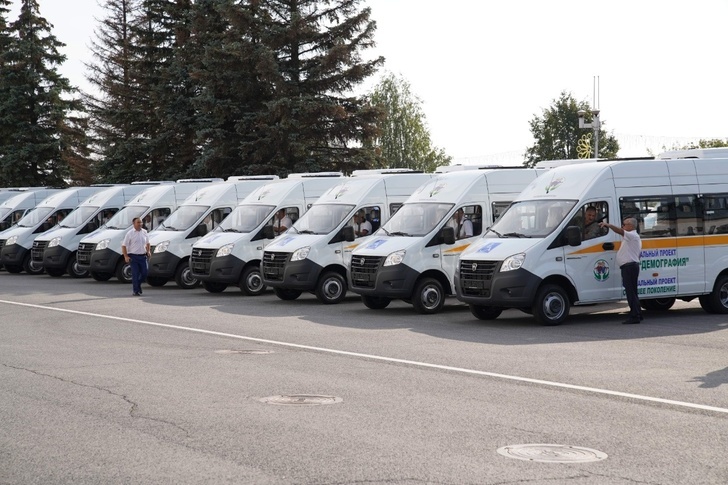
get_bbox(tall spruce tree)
[86,0,148,182]
[248,0,384,175]
[0,0,13,160]
[0,0,86,186]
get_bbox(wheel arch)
[417,269,452,295]
[540,274,578,304]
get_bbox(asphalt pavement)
[1,273,727,484]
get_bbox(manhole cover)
[497,444,607,463]
[260,394,343,406]
[215,349,274,355]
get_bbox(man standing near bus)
[122,217,151,296]
[600,217,642,324]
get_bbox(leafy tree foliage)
[524,91,619,167]
[676,138,728,150]
[369,72,451,172]
[0,0,88,186]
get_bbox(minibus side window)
[703,194,728,234]
[569,202,609,241]
[390,203,402,216]
[675,195,700,236]
[491,202,510,223]
[448,204,482,238]
[621,196,674,238]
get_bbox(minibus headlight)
[383,250,406,266]
[501,253,525,272]
[291,246,310,261]
[5,235,18,246]
[216,243,234,257]
[48,237,62,248]
[154,241,170,253]
[96,238,111,250]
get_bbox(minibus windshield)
[17,207,52,227]
[160,205,208,231]
[105,205,149,229]
[0,207,11,221]
[487,199,577,238]
[218,205,275,233]
[293,204,355,235]
[60,206,99,228]
[382,203,453,237]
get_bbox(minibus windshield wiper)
[223,228,240,233]
[380,227,391,236]
[106,225,121,230]
[164,225,178,231]
[485,226,502,238]
[503,232,530,238]
[389,231,412,237]
[297,229,315,234]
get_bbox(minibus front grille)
[190,248,216,275]
[459,260,498,297]
[262,251,289,281]
[350,256,383,288]
[31,240,48,261]
[77,243,96,265]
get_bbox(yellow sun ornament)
[577,133,592,159]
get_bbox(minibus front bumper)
[191,251,246,284]
[455,263,542,308]
[349,261,420,299]
[0,244,28,266]
[149,251,182,279]
[87,249,121,273]
[262,252,323,290]
[41,246,73,270]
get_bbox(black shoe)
[133,292,141,296]
[139,289,143,295]
[622,318,640,324]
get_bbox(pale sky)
[9,0,728,165]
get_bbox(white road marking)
[2,298,727,415]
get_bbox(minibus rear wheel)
[532,284,570,325]
[202,281,227,293]
[146,276,167,287]
[470,305,502,320]
[361,295,391,310]
[704,275,728,314]
[4,264,22,274]
[640,298,675,311]
[46,268,65,277]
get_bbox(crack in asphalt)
[1,362,190,438]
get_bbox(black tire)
[239,265,266,296]
[274,287,302,300]
[46,268,65,277]
[640,297,676,311]
[4,264,22,274]
[412,277,445,314]
[532,284,570,326]
[315,271,347,304]
[704,275,728,314]
[115,259,132,283]
[699,295,717,313]
[66,253,89,278]
[174,260,199,289]
[470,305,503,320]
[361,295,391,310]
[202,281,228,293]
[146,276,168,287]
[91,272,113,282]
[22,254,44,275]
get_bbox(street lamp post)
[577,109,600,158]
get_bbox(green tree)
[244,0,384,175]
[0,0,14,155]
[676,138,728,150]
[0,0,88,186]
[524,91,619,167]
[369,72,451,172]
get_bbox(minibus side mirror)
[261,225,275,239]
[342,225,355,242]
[441,226,456,245]
[566,225,581,246]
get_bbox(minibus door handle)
[602,242,614,250]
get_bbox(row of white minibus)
[3,147,728,325]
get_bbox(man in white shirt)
[600,217,642,324]
[449,208,473,239]
[353,211,372,238]
[272,209,292,235]
[122,217,151,296]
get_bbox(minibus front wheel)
[146,276,168,287]
[532,284,570,326]
[91,272,112,282]
[412,277,445,314]
[361,295,391,310]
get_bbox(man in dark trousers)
[600,217,642,323]
[121,217,151,296]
